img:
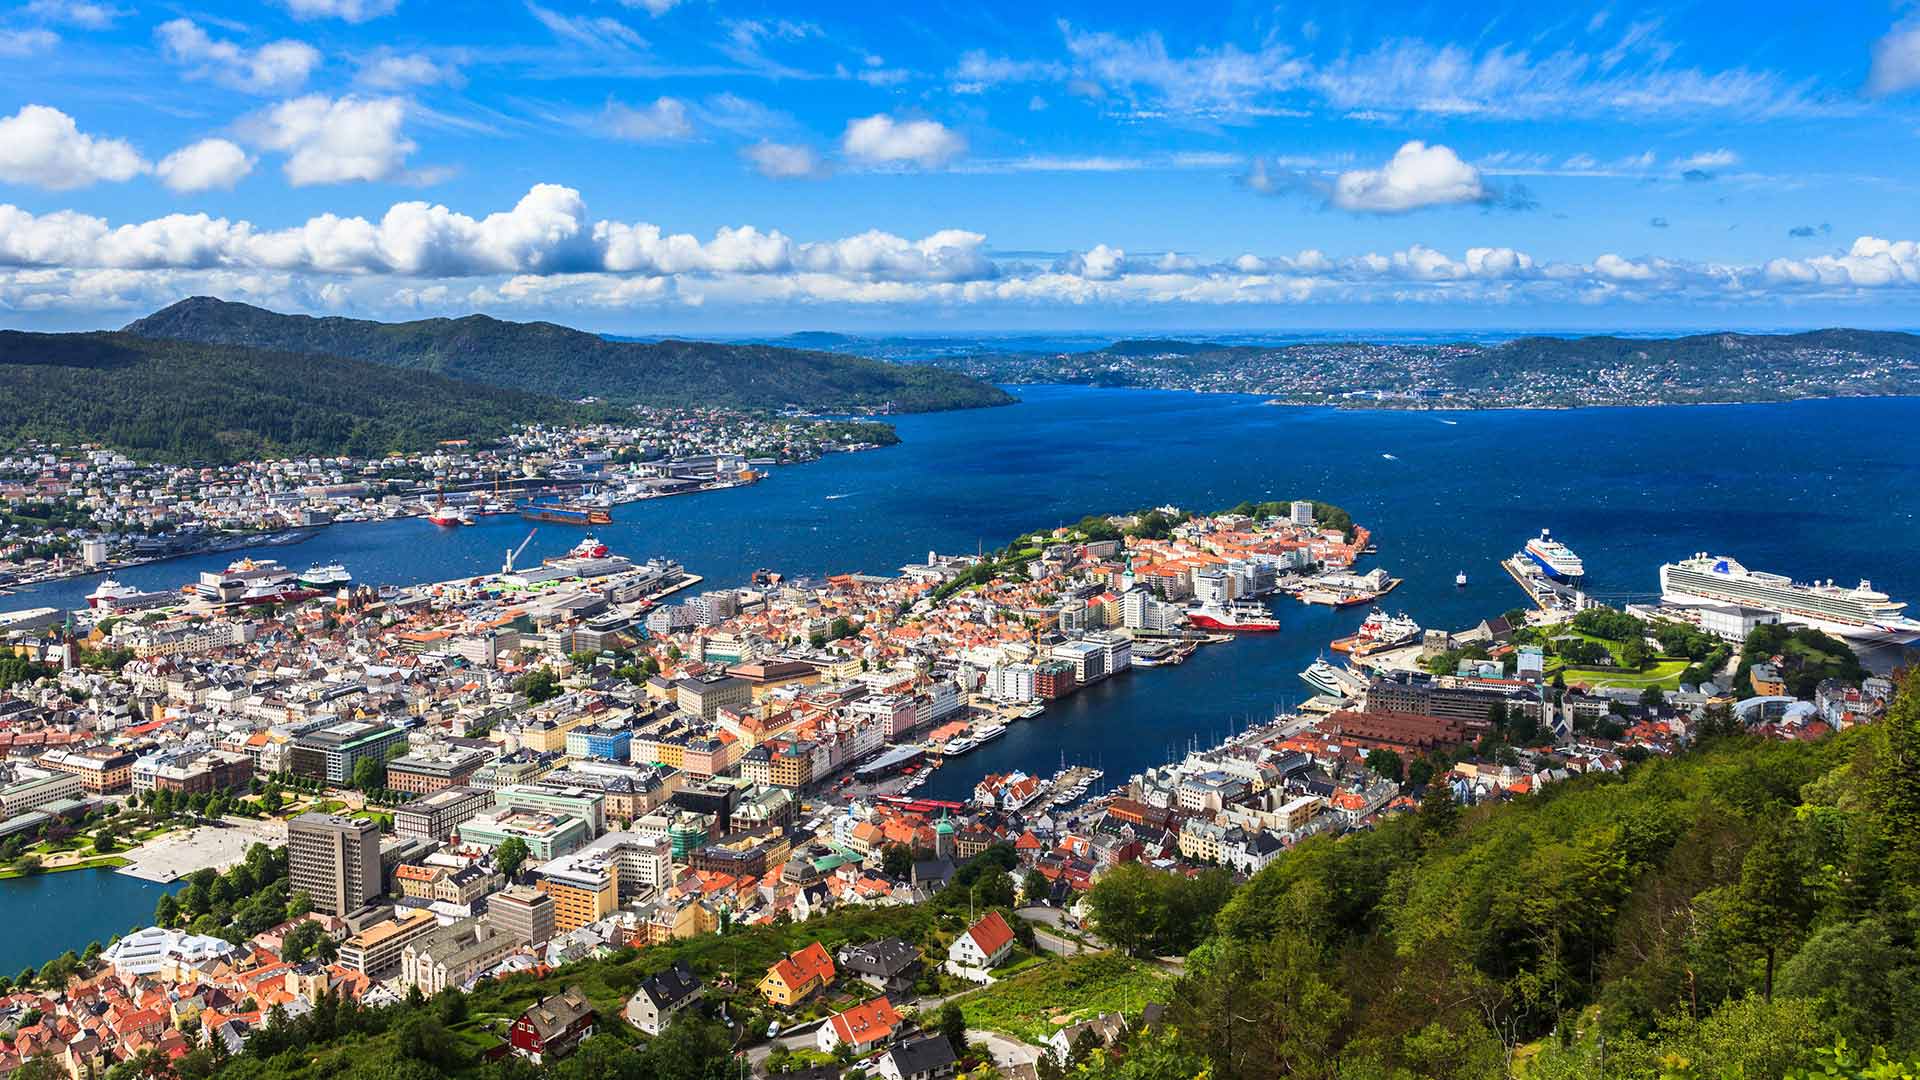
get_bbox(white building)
[101,926,237,979]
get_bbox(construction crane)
[503,528,537,574]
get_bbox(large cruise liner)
[1525,529,1586,582]
[1661,554,1920,644]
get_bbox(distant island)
[904,329,1920,408]
[125,298,1015,414]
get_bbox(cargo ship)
[1525,529,1585,583]
[1660,553,1920,644]
[519,501,612,526]
[1186,600,1280,632]
[425,504,473,527]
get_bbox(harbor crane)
[503,528,537,574]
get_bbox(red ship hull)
[1186,611,1280,632]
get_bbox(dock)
[1501,555,1597,613]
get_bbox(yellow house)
[757,941,835,1007]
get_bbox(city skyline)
[1,1,1919,331]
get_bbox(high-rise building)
[1290,500,1315,527]
[488,885,556,946]
[287,813,382,916]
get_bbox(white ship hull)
[1661,586,1920,645]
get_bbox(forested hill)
[917,327,1920,407]
[124,298,1015,413]
[0,331,593,463]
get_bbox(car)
[766,1022,782,1038]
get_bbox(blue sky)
[1,0,1919,332]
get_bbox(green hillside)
[0,330,594,463]
[124,297,1015,413]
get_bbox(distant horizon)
[20,294,1920,343]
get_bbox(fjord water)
[12,388,1920,804]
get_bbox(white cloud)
[246,95,414,186]
[156,18,321,94]
[1331,141,1486,213]
[841,115,965,169]
[156,138,255,194]
[356,51,463,89]
[1058,22,1306,118]
[7,186,1920,320]
[0,105,148,191]
[1868,20,1920,97]
[1765,236,1920,287]
[743,142,824,179]
[281,0,399,21]
[23,0,127,28]
[604,97,694,141]
[618,0,681,14]
[1675,148,1738,170]
[526,2,645,52]
[0,27,58,56]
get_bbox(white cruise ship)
[1661,554,1920,644]
[1524,529,1585,582]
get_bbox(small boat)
[1456,570,1468,587]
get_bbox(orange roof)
[827,996,903,1045]
[965,910,1016,957]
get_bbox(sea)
[6,386,1919,819]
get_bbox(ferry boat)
[297,563,352,588]
[1331,608,1422,653]
[972,723,1008,744]
[1018,704,1046,720]
[941,736,977,756]
[1186,600,1280,632]
[519,501,613,526]
[192,558,319,606]
[84,578,175,611]
[1660,553,1920,644]
[1525,529,1585,582]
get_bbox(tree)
[881,843,913,880]
[1365,748,1404,784]
[495,836,531,881]
[938,1002,967,1056]
[1729,820,1814,1001]
[1418,776,1460,843]
[1022,869,1051,905]
[352,756,385,792]
[1876,671,1920,887]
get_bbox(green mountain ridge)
[0,330,595,463]
[123,298,1015,413]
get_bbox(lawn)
[1557,659,1690,690]
[959,954,1171,1044]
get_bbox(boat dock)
[1502,554,1597,613]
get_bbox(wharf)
[1502,555,1595,613]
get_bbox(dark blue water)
[8,388,1919,803]
[0,869,179,977]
